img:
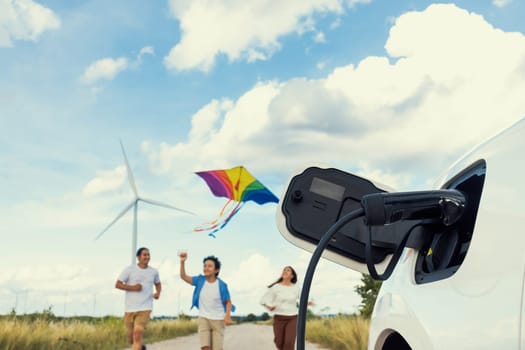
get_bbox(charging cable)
[297,208,365,350]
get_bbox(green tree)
[260,312,270,321]
[354,273,382,318]
[245,313,257,322]
[306,308,318,320]
[178,312,191,321]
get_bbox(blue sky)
[1,0,525,317]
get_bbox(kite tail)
[193,200,245,237]
[193,199,234,231]
[213,201,244,235]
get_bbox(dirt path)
[125,323,329,349]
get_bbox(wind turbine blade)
[132,202,138,264]
[95,201,135,240]
[120,139,139,197]
[140,197,196,215]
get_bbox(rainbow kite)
[194,166,279,237]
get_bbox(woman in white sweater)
[260,266,302,350]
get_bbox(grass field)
[0,311,369,350]
[0,312,197,350]
[306,315,370,350]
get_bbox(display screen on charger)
[309,177,345,202]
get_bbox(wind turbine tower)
[95,140,193,264]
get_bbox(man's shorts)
[124,310,152,330]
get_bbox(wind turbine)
[8,287,28,314]
[95,140,193,264]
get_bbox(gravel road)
[125,323,329,349]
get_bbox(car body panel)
[370,117,525,349]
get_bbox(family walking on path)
[116,247,314,350]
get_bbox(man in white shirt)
[116,247,161,350]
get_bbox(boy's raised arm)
[179,253,193,285]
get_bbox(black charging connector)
[362,189,466,227]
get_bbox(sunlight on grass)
[0,315,197,350]
[306,315,370,350]
[0,311,369,350]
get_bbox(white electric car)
[277,117,525,349]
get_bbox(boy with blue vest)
[180,252,234,350]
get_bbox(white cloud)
[330,17,342,29]
[0,263,122,315]
[150,4,525,191]
[136,45,155,65]
[0,0,60,47]
[3,265,91,292]
[189,99,234,143]
[314,31,326,43]
[144,83,281,174]
[227,253,275,293]
[82,166,126,197]
[80,57,129,85]
[164,0,370,72]
[139,45,155,57]
[492,0,512,8]
[80,45,155,85]
[347,0,371,5]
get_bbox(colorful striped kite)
[194,166,279,237]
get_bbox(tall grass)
[306,315,370,350]
[0,312,368,350]
[143,318,197,343]
[0,315,197,350]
